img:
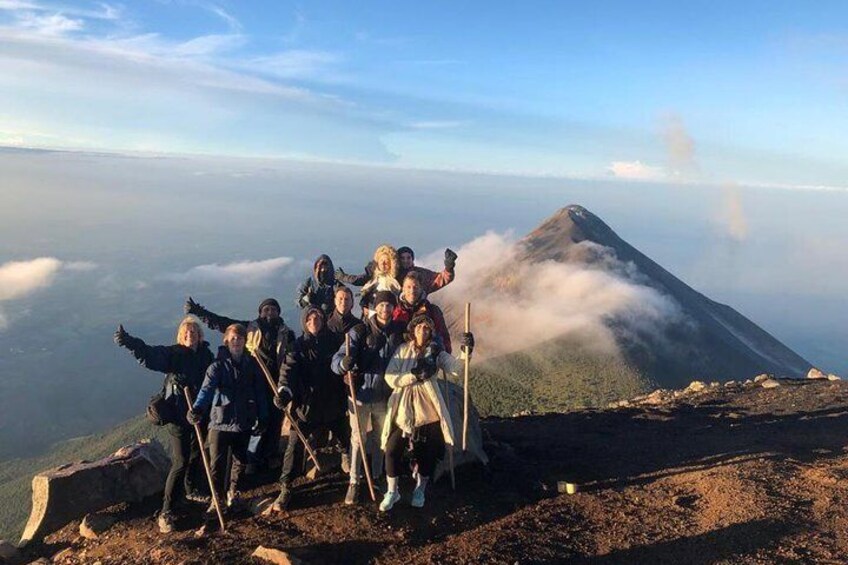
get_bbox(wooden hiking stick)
[182,388,226,532]
[462,302,471,451]
[346,334,376,502]
[252,352,321,472]
[441,369,456,490]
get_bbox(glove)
[335,267,347,280]
[411,358,437,381]
[113,324,130,347]
[186,410,202,426]
[461,332,475,354]
[305,287,315,305]
[184,296,202,316]
[444,248,458,271]
[246,330,262,354]
[252,420,267,435]
[274,388,292,409]
[340,355,356,373]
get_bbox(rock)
[724,381,738,388]
[744,379,753,385]
[0,540,19,562]
[26,559,50,565]
[52,547,73,562]
[761,379,781,389]
[250,496,276,516]
[828,374,841,381]
[79,513,116,539]
[685,381,706,393]
[252,545,303,565]
[754,374,771,383]
[709,382,720,388]
[807,368,827,380]
[20,440,169,544]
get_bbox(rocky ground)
[9,375,848,564]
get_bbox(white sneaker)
[379,490,401,512]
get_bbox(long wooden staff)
[441,369,456,490]
[252,351,321,471]
[345,334,376,502]
[462,303,471,452]
[182,388,226,532]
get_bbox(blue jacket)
[193,347,268,433]
[331,316,405,405]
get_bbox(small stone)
[52,547,74,561]
[26,559,51,565]
[761,379,781,389]
[828,374,841,381]
[250,496,276,516]
[807,368,827,380]
[724,381,738,387]
[744,379,753,385]
[685,381,706,393]
[80,513,115,540]
[0,540,19,561]
[252,545,303,565]
[709,382,720,388]
[754,374,771,383]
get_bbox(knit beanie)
[397,246,414,259]
[258,298,281,314]
[373,290,398,307]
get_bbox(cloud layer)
[161,257,294,287]
[426,232,683,358]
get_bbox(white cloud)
[608,160,664,180]
[661,112,698,176]
[64,260,98,271]
[161,257,294,286]
[423,232,683,358]
[15,11,84,35]
[0,257,62,300]
[247,49,341,79]
[207,5,241,33]
[408,120,467,130]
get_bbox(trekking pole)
[462,303,471,451]
[182,387,226,532]
[251,352,322,472]
[346,334,377,502]
[441,369,456,490]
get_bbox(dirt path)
[21,379,848,564]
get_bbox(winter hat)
[373,290,398,307]
[258,298,281,314]
[407,314,435,334]
[397,246,414,259]
[301,306,325,333]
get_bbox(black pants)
[279,417,351,486]
[385,422,445,478]
[249,402,284,465]
[162,424,202,513]
[208,429,250,499]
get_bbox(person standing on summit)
[185,297,295,471]
[296,254,338,318]
[397,246,457,295]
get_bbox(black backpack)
[146,378,182,426]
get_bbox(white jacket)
[381,341,467,449]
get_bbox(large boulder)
[20,440,169,544]
[435,380,489,482]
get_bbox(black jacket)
[193,347,269,433]
[126,339,215,425]
[331,316,405,404]
[279,312,347,425]
[326,310,361,351]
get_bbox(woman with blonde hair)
[114,316,215,534]
[336,244,402,314]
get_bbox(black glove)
[444,248,458,271]
[411,358,438,381]
[340,355,356,373]
[252,420,267,435]
[114,325,142,350]
[184,296,202,316]
[274,388,292,409]
[186,409,202,426]
[461,332,475,354]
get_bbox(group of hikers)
[113,245,474,534]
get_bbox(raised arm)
[114,325,174,374]
[185,296,247,333]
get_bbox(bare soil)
[18,379,848,564]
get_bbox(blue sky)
[1,0,847,186]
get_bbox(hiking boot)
[379,490,401,512]
[226,490,245,511]
[271,485,291,512]
[185,490,210,504]
[157,512,175,534]
[341,452,351,474]
[344,482,360,506]
[411,485,426,508]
